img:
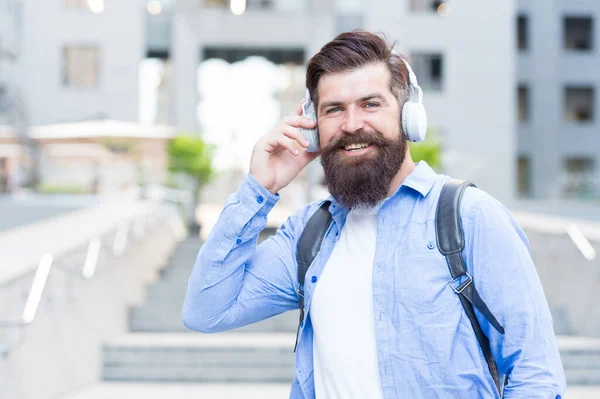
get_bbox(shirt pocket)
[392,243,459,312]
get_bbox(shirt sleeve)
[182,174,307,333]
[461,188,566,398]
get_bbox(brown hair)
[306,30,411,108]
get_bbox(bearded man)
[182,30,565,399]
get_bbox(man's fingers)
[281,125,310,148]
[264,134,301,156]
[276,136,301,156]
[282,115,317,129]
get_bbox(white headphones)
[392,51,428,142]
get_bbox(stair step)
[558,336,600,385]
[103,333,296,383]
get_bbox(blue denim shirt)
[183,161,566,399]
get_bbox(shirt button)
[427,242,435,250]
[236,238,242,245]
[311,276,317,283]
[256,195,264,204]
[555,396,561,399]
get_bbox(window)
[563,157,596,196]
[202,0,274,9]
[410,0,446,12]
[65,0,104,13]
[410,53,444,91]
[564,17,593,51]
[518,85,529,122]
[564,86,594,122]
[517,15,528,50]
[63,46,100,87]
[517,156,531,196]
[65,0,87,7]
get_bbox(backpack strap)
[436,179,505,394]
[294,200,332,352]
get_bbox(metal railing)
[0,189,189,355]
[567,224,597,261]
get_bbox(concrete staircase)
[104,235,299,383]
[558,336,600,385]
[103,236,600,386]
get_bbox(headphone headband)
[391,50,423,104]
[391,50,428,143]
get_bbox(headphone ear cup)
[402,101,427,142]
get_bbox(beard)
[320,128,407,209]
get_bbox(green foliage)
[408,129,442,170]
[167,133,215,188]
[38,183,87,194]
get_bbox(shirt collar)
[399,160,437,197]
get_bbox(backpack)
[295,179,506,394]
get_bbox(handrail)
[112,222,130,257]
[0,254,53,328]
[0,203,181,332]
[81,237,102,280]
[0,193,188,358]
[567,224,597,261]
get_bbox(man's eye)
[326,107,341,114]
[365,102,379,108]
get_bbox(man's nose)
[341,108,365,134]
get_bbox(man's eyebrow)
[358,93,387,103]
[318,100,343,113]
[319,94,388,112]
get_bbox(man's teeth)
[344,143,370,151]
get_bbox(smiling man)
[182,31,565,399]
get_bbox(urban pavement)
[62,382,600,399]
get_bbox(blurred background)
[1,0,600,398]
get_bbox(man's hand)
[249,100,320,194]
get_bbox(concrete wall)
[0,204,185,399]
[515,211,600,337]
[18,0,144,125]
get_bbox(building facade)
[517,0,600,199]
[6,0,519,202]
[170,0,516,202]
[16,0,145,126]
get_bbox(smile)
[344,143,371,151]
[340,143,374,156]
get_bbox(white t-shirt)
[311,204,384,399]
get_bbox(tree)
[408,128,442,170]
[167,133,215,227]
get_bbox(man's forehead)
[317,63,393,101]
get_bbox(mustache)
[323,129,392,151]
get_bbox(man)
[183,31,565,398]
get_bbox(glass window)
[65,0,87,7]
[518,85,529,122]
[563,157,596,197]
[63,46,100,88]
[410,0,446,12]
[564,17,593,51]
[517,156,531,196]
[202,0,274,9]
[410,53,444,91]
[517,15,528,50]
[564,86,594,122]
